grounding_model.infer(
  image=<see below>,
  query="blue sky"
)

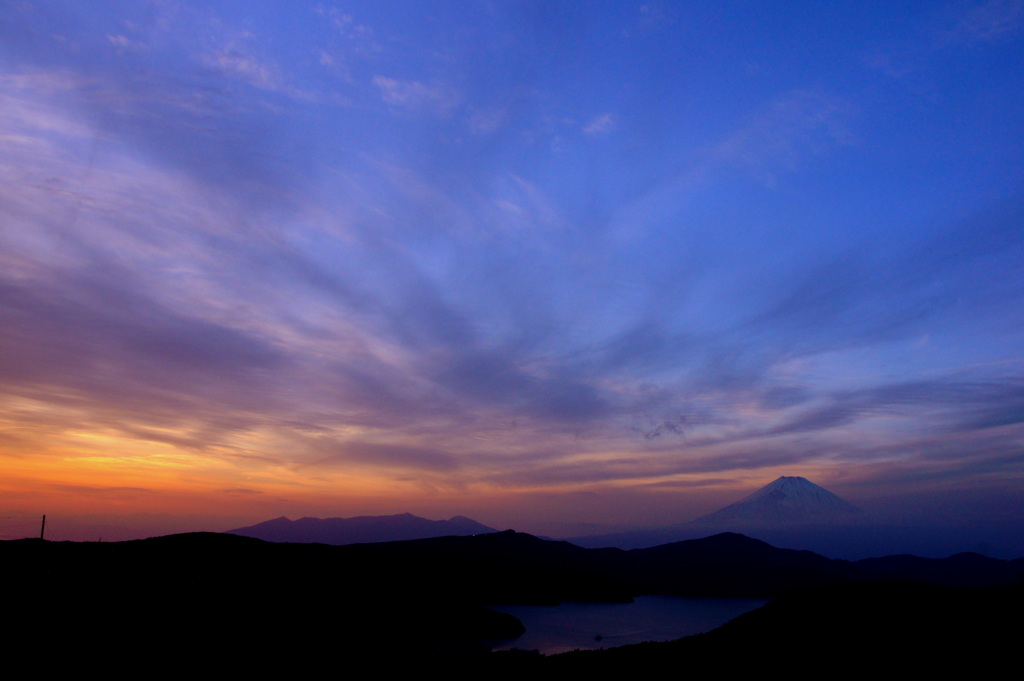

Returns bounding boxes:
[1,1,1022,537]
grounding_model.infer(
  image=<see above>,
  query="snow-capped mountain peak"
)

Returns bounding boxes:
[694,476,860,526]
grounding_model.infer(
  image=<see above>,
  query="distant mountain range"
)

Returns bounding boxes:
[227,477,854,549]
[226,479,1023,560]
[225,512,496,545]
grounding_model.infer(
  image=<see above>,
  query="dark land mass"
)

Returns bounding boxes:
[523,581,1024,674]
[569,520,1024,560]
[4,530,1022,673]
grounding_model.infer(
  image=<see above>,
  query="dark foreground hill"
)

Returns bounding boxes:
[4,530,1021,674]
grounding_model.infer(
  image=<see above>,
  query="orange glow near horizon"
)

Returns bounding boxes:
[1,415,847,532]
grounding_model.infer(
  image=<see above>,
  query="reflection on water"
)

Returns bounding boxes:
[490,595,767,656]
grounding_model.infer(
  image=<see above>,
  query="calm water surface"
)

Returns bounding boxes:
[490,596,767,655]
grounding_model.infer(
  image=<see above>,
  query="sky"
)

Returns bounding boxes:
[1,1,1023,541]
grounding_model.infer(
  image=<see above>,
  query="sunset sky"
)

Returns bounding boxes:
[2,1,1023,540]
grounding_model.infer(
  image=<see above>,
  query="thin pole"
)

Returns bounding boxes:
[40,514,45,540]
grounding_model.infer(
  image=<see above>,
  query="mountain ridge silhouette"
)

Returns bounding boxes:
[225,512,496,545]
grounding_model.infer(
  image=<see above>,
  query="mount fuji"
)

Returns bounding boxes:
[567,476,865,553]
[567,476,1023,559]
[693,476,861,526]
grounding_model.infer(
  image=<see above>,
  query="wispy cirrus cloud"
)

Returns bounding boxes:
[947,0,1024,44]
[373,75,460,116]
[708,91,852,181]
[867,0,1024,77]
[107,33,146,53]
[583,112,616,135]
[204,49,279,90]
[310,441,462,473]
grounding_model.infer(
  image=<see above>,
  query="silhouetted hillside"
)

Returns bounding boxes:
[4,530,1021,673]
[625,532,857,596]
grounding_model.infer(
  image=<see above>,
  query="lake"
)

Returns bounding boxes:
[489,595,767,655]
